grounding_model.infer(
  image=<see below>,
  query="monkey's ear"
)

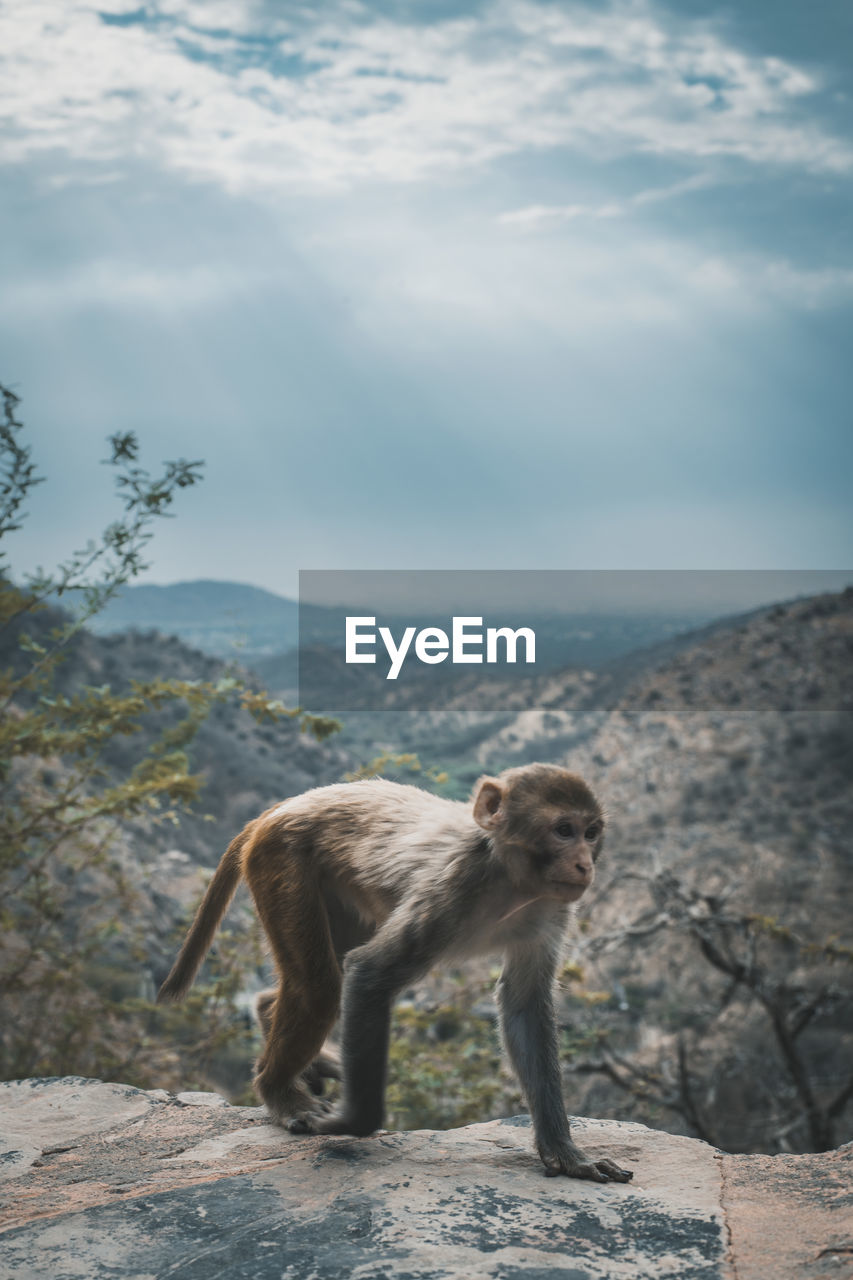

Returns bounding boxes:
[472,777,505,831]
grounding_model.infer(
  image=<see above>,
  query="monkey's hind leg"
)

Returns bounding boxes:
[254,988,341,1097]
[244,834,342,1124]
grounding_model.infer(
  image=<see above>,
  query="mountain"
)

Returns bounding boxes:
[87,579,299,661]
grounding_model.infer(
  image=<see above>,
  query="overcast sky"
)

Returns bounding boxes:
[2,0,851,598]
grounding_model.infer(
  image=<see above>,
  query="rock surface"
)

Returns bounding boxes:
[0,1079,850,1280]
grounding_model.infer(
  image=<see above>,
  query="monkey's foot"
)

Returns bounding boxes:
[253,1069,324,1124]
[541,1144,633,1183]
[287,1108,378,1138]
[262,1095,333,1126]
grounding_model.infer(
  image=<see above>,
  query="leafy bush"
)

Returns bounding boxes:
[0,382,335,1088]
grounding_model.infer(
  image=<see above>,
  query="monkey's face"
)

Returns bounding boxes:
[472,765,604,900]
[533,812,602,901]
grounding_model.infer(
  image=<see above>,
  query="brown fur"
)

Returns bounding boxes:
[158,762,632,1183]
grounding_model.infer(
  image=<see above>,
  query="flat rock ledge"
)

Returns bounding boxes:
[0,1080,850,1280]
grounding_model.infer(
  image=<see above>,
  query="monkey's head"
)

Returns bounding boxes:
[472,763,604,902]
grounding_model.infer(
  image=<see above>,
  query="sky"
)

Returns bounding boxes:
[1,0,851,599]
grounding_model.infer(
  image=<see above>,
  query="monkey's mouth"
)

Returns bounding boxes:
[549,879,590,899]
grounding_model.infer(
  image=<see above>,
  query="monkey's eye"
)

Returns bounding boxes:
[584,824,601,842]
[555,821,575,839]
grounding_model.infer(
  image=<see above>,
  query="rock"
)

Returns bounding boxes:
[0,1079,849,1279]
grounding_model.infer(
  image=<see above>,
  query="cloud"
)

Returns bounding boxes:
[688,257,853,310]
[1,0,850,195]
[498,173,716,227]
[3,258,265,316]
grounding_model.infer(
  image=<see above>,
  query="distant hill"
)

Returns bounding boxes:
[88,580,299,661]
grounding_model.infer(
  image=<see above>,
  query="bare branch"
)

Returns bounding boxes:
[791,987,829,1040]
[580,911,672,957]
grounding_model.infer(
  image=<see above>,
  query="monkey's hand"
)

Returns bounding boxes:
[539,1141,633,1183]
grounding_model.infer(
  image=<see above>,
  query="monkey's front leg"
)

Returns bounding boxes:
[288,946,396,1137]
[498,949,633,1183]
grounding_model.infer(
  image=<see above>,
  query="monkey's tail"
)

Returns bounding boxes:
[157,830,246,1003]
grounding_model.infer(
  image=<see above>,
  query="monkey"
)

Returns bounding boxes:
[158,762,632,1183]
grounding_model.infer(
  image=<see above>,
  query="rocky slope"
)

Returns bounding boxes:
[561,589,853,1154]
